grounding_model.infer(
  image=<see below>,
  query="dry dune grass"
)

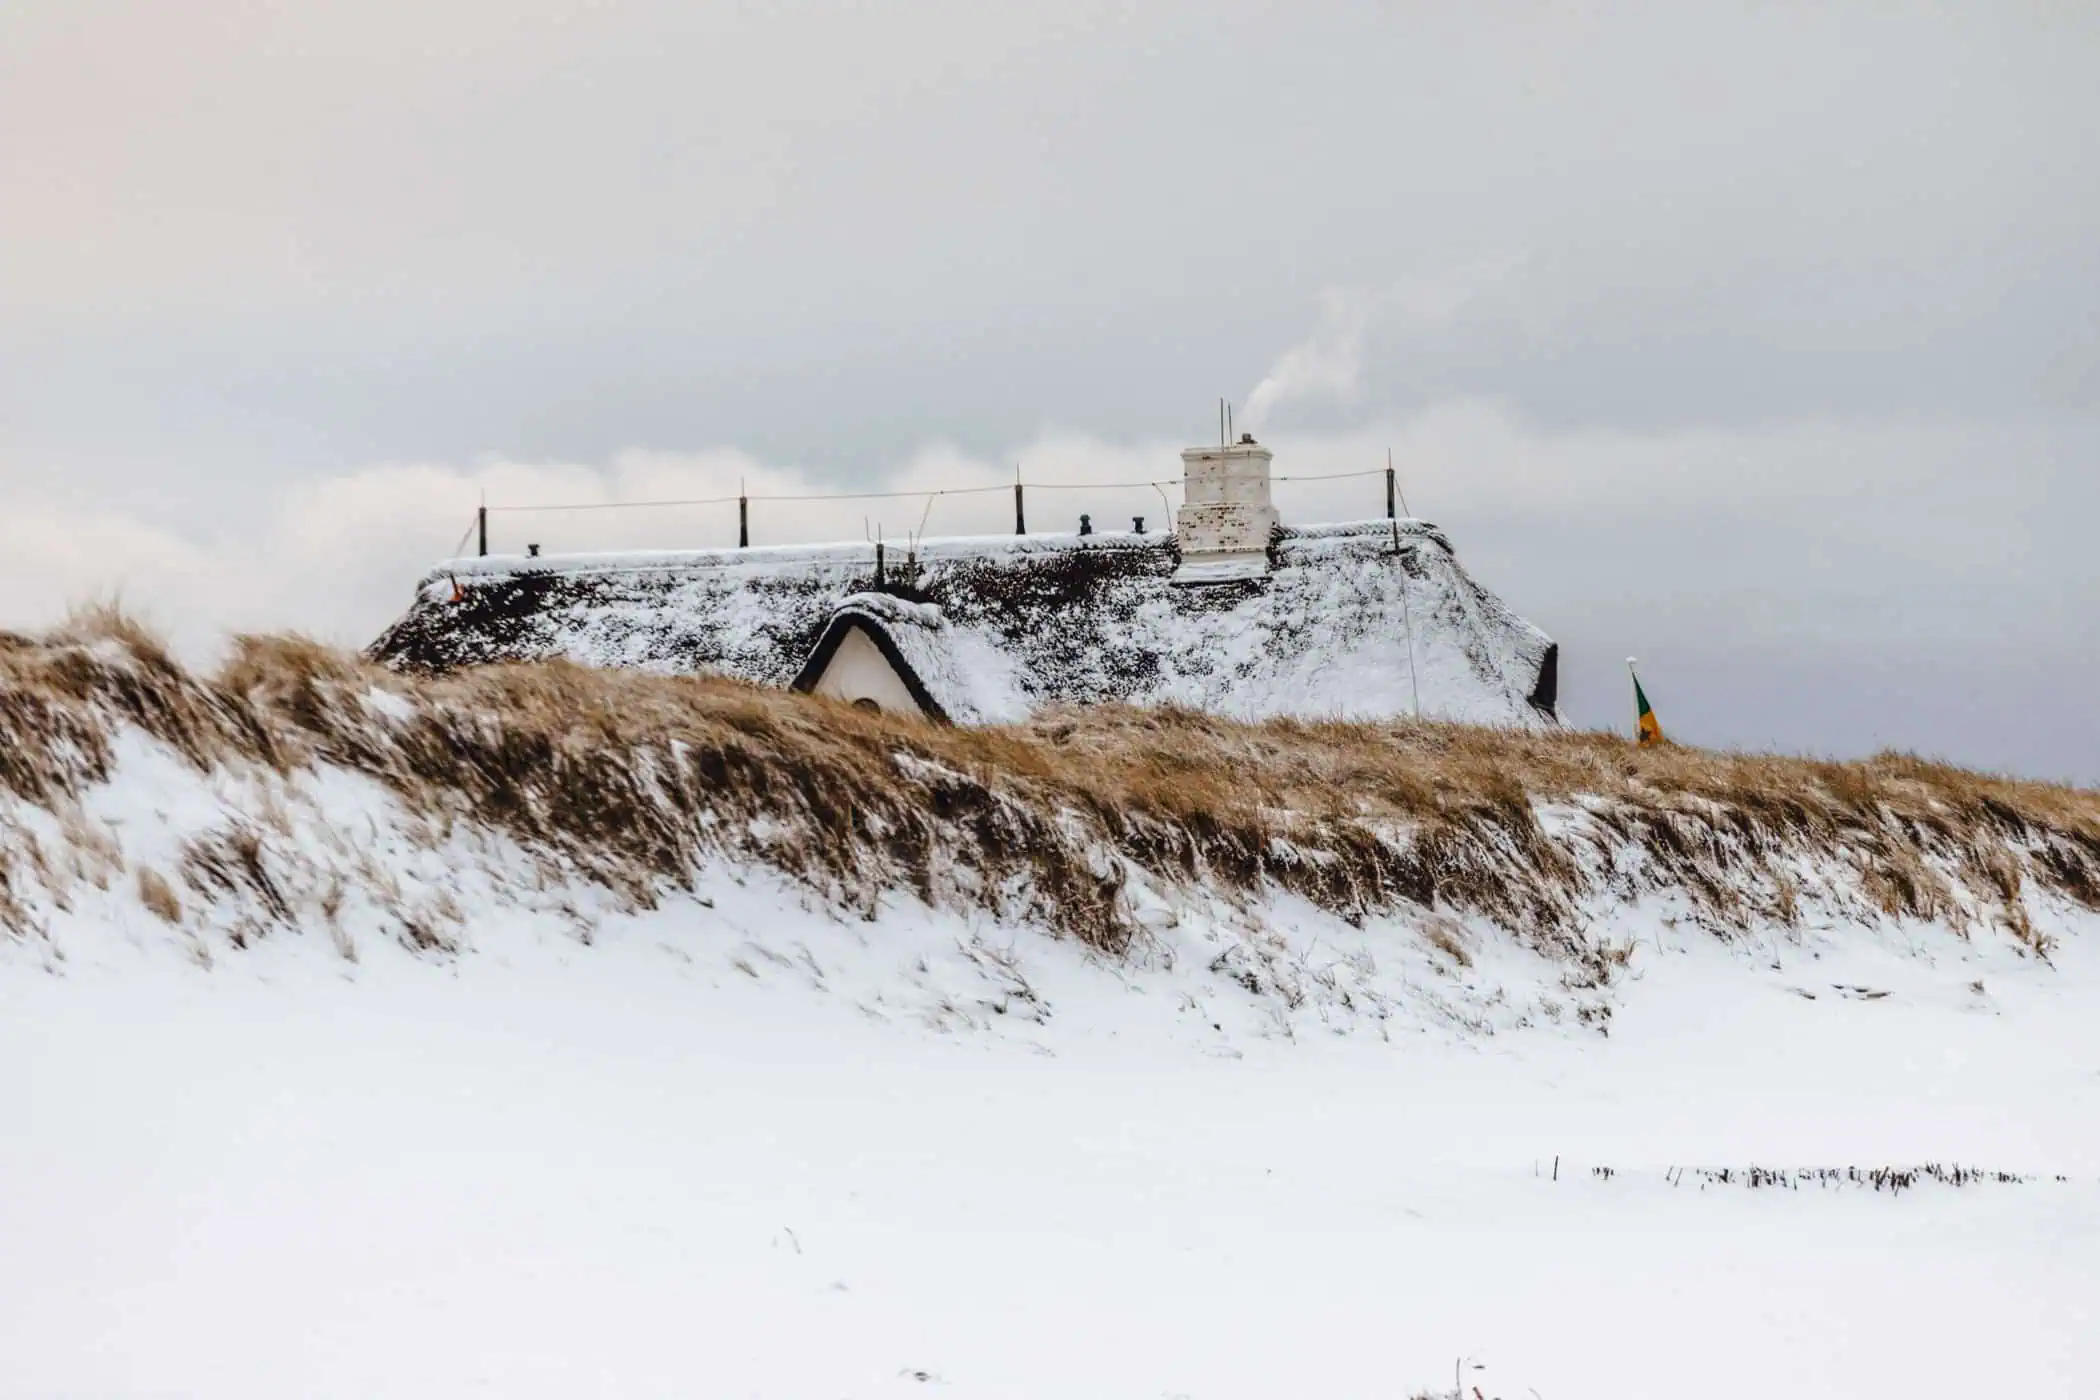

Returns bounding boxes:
[134,866,182,924]
[3,606,2097,959]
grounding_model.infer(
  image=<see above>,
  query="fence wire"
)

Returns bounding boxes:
[463,465,1400,556]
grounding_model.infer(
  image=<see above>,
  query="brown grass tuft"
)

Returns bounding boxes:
[136,866,182,924]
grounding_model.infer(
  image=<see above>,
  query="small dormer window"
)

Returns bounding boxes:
[852,697,881,713]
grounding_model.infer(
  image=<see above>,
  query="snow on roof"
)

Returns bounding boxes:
[791,593,1026,726]
[369,520,1560,727]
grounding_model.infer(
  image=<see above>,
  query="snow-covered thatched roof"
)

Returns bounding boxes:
[369,520,1560,727]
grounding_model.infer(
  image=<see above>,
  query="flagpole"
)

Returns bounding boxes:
[1627,657,1639,743]
[1628,656,1665,747]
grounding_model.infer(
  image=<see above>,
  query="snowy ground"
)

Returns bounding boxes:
[5,869,2097,1400]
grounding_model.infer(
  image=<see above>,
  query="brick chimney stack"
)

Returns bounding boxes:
[1172,434,1278,584]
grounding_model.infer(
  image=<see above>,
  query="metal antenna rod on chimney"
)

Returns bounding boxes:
[1227,403,1233,443]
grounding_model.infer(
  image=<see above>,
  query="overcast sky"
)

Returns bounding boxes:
[3,1,2095,781]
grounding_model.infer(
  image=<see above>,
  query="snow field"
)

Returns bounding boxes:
[5,856,2097,1399]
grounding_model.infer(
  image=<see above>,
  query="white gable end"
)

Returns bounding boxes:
[807,624,928,717]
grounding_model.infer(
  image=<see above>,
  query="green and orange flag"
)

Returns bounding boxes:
[1629,659,1664,746]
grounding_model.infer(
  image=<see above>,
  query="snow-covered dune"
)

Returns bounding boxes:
[4,613,2099,1399]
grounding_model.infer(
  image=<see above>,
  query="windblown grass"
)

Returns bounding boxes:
[2,607,2095,961]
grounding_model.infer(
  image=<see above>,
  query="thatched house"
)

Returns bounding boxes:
[370,439,1559,727]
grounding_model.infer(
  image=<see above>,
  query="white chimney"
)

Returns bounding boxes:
[1172,436,1278,584]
